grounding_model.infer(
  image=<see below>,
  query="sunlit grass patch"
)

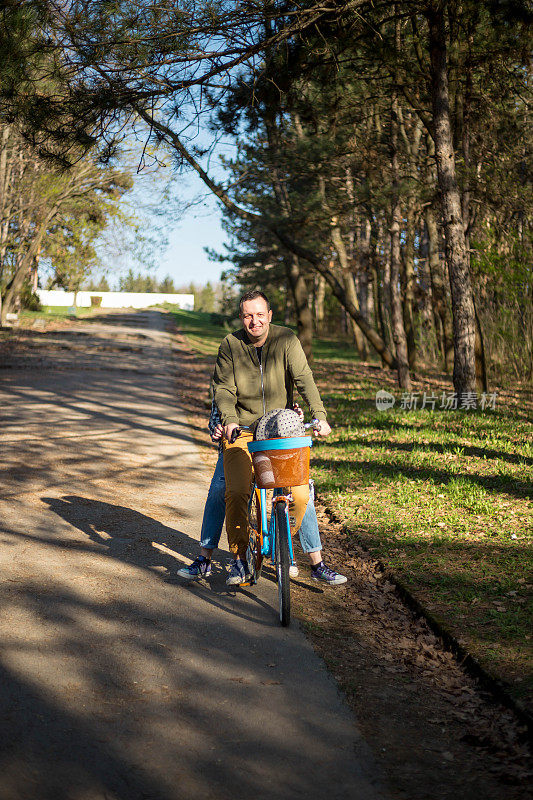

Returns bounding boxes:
[19,306,105,322]
[22,306,70,319]
[312,353,532,705]
[443,476,494,515]
[169,308,226,356]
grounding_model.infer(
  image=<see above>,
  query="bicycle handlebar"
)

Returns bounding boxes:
[227,418,321,444]
[228,425,250,444]
[304,419,321,431]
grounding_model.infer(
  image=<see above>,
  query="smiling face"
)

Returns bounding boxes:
[240,297,272,346]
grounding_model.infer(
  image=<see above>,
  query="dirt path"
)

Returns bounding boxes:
[0,310,388,800]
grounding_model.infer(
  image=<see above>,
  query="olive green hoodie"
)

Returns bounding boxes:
[212,324,327,427]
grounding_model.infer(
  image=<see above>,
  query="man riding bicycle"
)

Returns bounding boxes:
[177,397,347,584]
[212,289,345,586]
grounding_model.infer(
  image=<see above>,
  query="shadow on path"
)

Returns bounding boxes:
[42,495,282,626]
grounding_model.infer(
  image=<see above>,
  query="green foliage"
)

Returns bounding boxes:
[3,0,530,378]
[196,281,215,312]
[0,3,49,122]
[472,227,533,381]
[158,274,176,293]
[41,164,133,293]
[85,275,110,291]
[19,281,42,311]
[0,119,135,321]
[116,270,186,293]
[204,3,532,378]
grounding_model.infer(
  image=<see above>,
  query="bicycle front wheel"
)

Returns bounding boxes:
[275,501,291,626]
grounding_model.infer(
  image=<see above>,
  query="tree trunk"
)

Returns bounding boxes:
[314,274,326,335]
[391,94,412,390]
[379,220,394,349]
[29,241,42,293]
[345,271,367,355]
[286,255,314,361]
[332,232,367,359]
[372,265,388,367]
[402,199,418,369]
[357,217,373,336]
[284,281,292,325]
[428,7,476,399]
[391,226,411,388]
[461,64,487,393]
[2,251,33,324]
[318,176,367,358]
[397,108,423,370]
[1,211,33,324]
[417,221,433,326]
[474,300,488,393]
[0,124,13,326]
[425,204,454,372]
[307,256,397,368]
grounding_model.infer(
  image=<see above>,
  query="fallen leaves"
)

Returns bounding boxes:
[291,503,533,797]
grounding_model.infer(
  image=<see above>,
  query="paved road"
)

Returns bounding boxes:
[0,310,389,800]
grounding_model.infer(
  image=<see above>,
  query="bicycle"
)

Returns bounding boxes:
[229,419,319,626]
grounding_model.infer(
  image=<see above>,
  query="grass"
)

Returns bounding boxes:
[311,358,533,705]
[312,336,370,362]
[169,308,231,357]
[1,307,84,341]
[19,306,105,322]
[171,309,533,708]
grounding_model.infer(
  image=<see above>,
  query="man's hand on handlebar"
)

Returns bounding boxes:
[313,420,332,438]
[295,404,330,437]
[224,423,240,443]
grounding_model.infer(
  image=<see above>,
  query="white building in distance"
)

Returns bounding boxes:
[37,290,194,310]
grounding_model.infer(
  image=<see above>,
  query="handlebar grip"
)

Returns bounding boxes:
[304,419,321,430]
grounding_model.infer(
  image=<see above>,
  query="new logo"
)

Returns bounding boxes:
[375,390,395,411]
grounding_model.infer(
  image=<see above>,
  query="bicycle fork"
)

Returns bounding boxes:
[266,491,294,563]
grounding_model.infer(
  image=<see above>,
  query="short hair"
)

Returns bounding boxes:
[239,290,270,315]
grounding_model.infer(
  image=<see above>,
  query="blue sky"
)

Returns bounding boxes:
[156,173,230,286]
[91,127,238,289]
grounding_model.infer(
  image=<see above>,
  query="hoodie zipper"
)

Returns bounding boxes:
[258,347,266,416]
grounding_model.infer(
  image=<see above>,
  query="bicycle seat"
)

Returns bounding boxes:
[254,408,305,440]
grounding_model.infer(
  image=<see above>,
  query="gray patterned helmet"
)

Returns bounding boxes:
[254,408,305,440]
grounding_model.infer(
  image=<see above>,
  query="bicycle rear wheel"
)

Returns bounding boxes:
[274,501,291,626]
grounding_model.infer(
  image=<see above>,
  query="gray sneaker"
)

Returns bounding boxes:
[226,558,249,586]
[311,563,347,586]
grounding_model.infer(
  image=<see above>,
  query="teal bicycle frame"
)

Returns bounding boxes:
[245,434,316,624]
[257,487,294,563]
[247,435,313,565]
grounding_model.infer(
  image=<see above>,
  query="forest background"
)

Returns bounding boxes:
[0,0,530,392]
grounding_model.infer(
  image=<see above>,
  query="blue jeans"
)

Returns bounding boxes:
[200,452,322,554]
